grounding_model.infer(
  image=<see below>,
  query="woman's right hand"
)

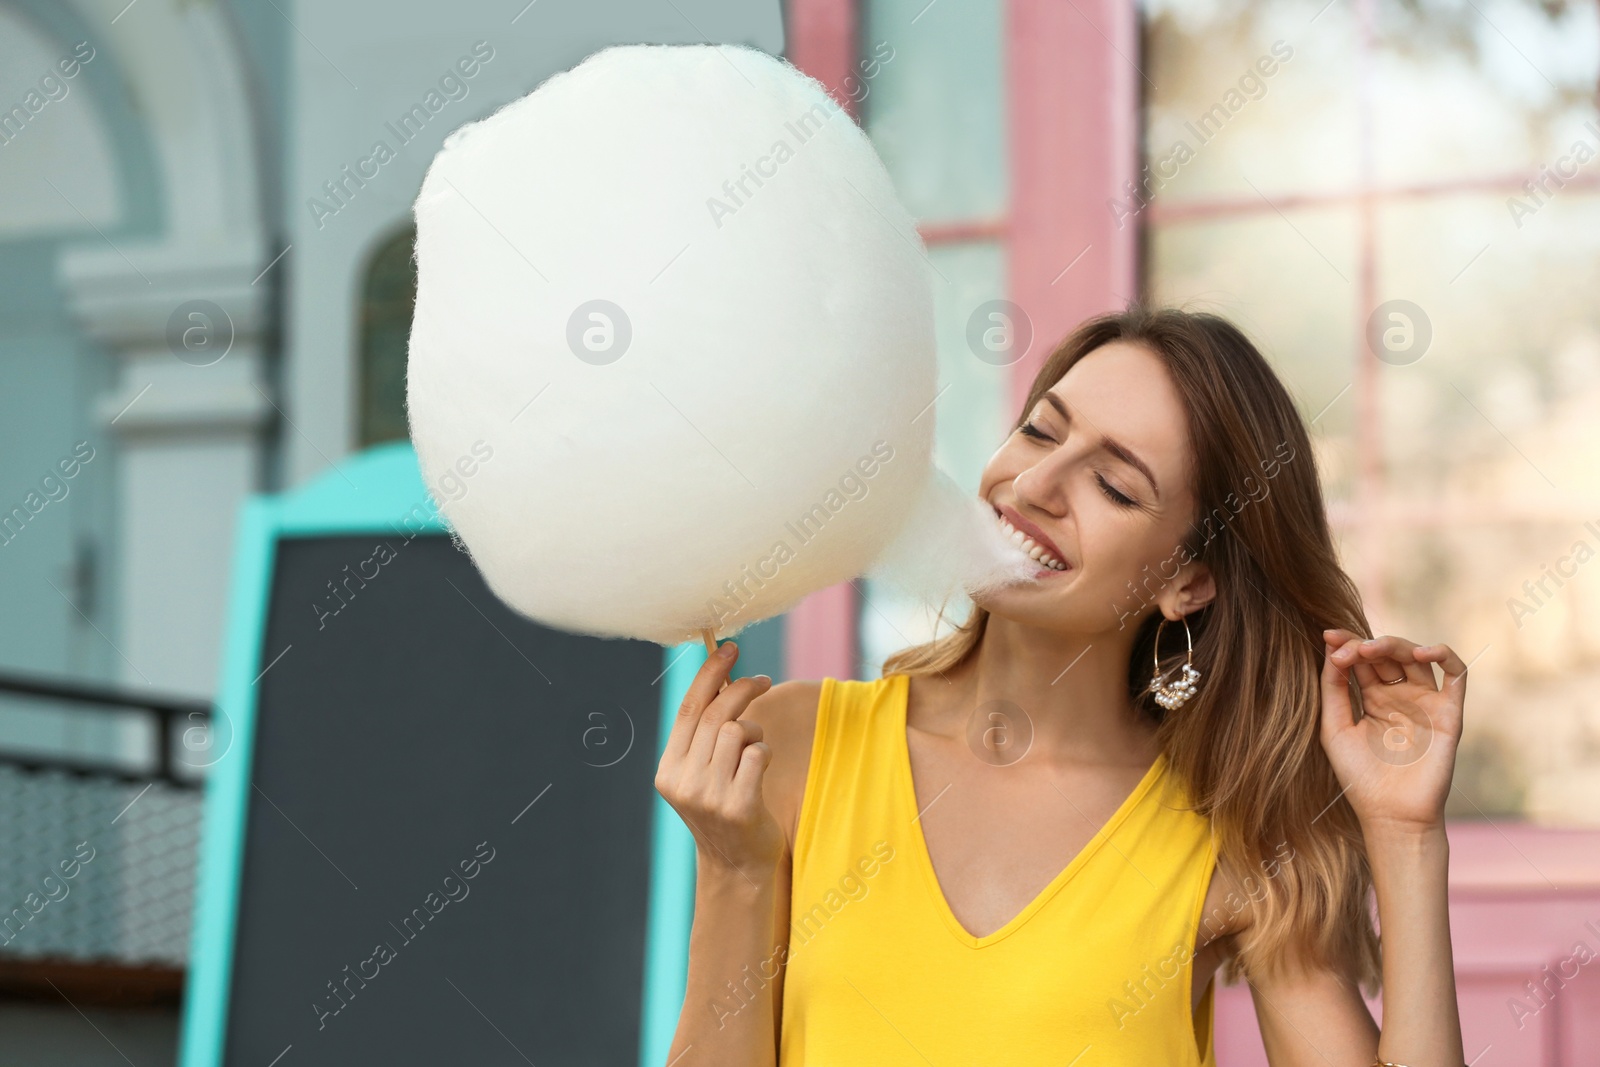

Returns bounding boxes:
[654,641,785,883]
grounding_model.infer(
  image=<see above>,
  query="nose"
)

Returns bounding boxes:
[1012,451,1068,519]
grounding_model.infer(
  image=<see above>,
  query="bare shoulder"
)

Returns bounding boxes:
[741,679,826,852]
[1199,843,1259,943]
[1199,834,1300,940]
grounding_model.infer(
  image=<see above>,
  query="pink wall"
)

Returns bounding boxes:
[1213,822,1600,1066]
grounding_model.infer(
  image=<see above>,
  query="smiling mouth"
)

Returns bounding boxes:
[994,508,1069,572]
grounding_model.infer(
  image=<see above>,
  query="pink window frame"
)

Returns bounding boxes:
[780,0,1139,681]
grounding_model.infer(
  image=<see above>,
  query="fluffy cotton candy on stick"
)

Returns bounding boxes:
[407,42,1036,647]
[865,465,1043,614]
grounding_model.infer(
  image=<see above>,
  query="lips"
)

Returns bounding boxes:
[994,503,1069,572]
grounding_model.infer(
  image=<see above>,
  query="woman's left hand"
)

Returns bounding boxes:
[1318,629,1469,836]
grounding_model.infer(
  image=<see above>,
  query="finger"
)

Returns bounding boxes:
[1356,635,1434,686]
[1350,657,1386,690]
[1414,642,1470,700]
[709,718,764,783]
[663,642,739,763]
[686,674,772,768]
[732,740,773,809]
[1329,637,1384,689]
[1332,636,1399,689]
[1319,639,1357,744]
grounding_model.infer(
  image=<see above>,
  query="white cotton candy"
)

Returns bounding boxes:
[865,466,1042,613]
[407,42,1037,647]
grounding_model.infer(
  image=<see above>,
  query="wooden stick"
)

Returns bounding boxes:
[700,627,728,692]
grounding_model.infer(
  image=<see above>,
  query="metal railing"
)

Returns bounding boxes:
[0,671,212,1004]
[0,670,212,788]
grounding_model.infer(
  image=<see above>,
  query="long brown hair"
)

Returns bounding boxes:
[883,305,1381,994]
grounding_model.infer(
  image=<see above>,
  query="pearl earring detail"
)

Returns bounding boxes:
[1149,614,1201,711]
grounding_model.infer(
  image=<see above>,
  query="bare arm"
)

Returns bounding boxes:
[1263,629,1465,1067]
[654,646,819,1067]
[1198,852,1380,1063]
[1366,822,1460,1063]
[1241,824,1458,1067]
[676,854,786,1065]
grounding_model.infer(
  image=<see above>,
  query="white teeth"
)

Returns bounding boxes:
[996,512,1068,571]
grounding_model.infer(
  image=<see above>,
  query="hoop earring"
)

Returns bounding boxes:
[1149,614,1201,711]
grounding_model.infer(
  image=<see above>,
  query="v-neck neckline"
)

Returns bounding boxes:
[891,673,1168,950]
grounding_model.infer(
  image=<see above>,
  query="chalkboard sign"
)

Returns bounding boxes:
[179,444,709,1067]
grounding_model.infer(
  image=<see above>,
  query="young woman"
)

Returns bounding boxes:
[654,306,1469,1067]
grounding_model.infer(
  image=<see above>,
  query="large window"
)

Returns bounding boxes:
[1142,0,1600,822]
[356,226,418,448]
[856,0,1013,677]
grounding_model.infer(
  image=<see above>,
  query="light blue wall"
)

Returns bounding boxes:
[860,0,1008,220]
[0,1,162,760]
[0,0,286,760]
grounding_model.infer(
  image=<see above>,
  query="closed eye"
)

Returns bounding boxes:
[1018,421,1140,509]
[1096,474,1136,508]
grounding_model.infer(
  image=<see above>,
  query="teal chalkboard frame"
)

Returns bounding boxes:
[176,442,699,1067]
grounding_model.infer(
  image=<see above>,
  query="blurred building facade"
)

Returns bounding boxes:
[853,0,1600,832]
[0,0,796,752]
[11,0,1594,824]
[2,0,1599,1062]
[0,2,793,1059]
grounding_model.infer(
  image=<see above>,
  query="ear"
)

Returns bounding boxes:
[1156,561,1216,621]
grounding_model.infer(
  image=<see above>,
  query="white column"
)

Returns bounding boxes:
[57,240,271,698]
[51,0,272,700]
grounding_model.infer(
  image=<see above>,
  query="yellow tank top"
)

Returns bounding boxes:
[779,674,1219,1066]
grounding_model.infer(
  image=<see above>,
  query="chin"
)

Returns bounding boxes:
[972,569,1077,617]
[973,561,1138,639]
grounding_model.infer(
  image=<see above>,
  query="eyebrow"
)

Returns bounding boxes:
[1040,392,1160,499]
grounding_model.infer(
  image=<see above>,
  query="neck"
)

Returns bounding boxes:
[933,609,1161,766]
